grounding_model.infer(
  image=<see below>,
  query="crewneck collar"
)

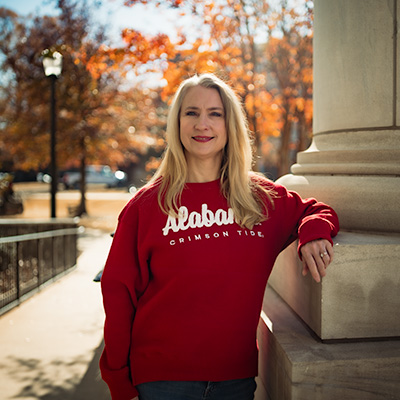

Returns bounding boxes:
[184,179,220,190]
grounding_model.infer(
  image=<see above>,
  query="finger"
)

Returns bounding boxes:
[316,252,328,278]
[319,249,330,266]
[302,260,309,276]
[320,241,333,267]
[325,242,334,263]
[303,252,321,283]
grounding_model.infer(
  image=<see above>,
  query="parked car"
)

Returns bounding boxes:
[62,165,127,189]
[0,173,23,215]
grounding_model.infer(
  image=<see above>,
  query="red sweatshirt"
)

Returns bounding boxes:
[100,176,339,399]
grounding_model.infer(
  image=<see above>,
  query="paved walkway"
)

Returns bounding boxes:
[0,228,113,400]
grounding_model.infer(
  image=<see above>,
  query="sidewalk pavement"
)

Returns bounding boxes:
[0,228,114,400]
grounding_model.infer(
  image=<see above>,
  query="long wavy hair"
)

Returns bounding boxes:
[148,73,275,229]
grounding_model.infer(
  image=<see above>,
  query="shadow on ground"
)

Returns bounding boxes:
[71,339,110,400]
[1,339,110,400]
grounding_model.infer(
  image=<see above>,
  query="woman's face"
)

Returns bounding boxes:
[179,85,227,164]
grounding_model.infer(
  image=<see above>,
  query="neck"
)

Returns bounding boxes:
[186,156,222,183]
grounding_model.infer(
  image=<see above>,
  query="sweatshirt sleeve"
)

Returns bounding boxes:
[274,184,340,256]
[100,196,149,400]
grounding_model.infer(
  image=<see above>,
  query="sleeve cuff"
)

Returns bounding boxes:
[100,354,138,399]
[297,218,335,258]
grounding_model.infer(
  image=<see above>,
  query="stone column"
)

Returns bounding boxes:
[256,1,400,399]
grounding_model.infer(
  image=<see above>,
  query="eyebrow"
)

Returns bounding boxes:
[184,106,224,112]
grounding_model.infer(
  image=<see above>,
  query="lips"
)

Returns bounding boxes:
[192,136,214,142]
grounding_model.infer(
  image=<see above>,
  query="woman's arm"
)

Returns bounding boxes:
[271,183,339,283]
[100,197,149,400]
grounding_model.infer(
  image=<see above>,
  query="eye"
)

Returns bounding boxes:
[185,110,198,116]
[210,111,223,117]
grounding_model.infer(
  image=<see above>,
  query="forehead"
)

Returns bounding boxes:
[182,85,223,108]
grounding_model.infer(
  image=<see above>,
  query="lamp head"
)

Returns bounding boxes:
[42,49,63,77]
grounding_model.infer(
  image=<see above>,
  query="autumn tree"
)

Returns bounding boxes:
[265,0,313,176]
[0,3,102,215]
[0,0,312,195]
[104,0,313,177]
[100,85,167,185]
[0,0,159,215]
[0,7,51,172]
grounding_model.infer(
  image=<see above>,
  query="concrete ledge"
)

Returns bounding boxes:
[268,231,400,340]
[256,286,400,400]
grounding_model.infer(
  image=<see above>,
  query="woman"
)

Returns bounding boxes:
[100,73,339,400]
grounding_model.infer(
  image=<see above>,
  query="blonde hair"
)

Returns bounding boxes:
[149,73,274,229]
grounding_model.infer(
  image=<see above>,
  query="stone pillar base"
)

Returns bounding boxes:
[268,231,400,340]
[255,286,400,400]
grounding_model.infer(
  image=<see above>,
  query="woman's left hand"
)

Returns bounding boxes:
[300,239,334,283]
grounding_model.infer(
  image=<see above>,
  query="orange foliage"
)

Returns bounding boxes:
[86,0,314,176]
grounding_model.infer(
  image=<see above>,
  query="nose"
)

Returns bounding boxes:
[194,113,209,130]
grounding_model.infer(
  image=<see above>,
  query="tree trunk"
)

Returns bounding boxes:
[296,111,311,153]
[278,106,292,178]
[77,137,87,216]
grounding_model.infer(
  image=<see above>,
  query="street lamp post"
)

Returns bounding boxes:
[42,50,62,218]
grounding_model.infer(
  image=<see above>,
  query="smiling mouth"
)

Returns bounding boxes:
[192,136,214,142]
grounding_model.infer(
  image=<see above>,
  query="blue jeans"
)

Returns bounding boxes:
[137,378,256,400]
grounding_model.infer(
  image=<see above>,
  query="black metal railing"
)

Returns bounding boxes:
[0,220,81,315]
